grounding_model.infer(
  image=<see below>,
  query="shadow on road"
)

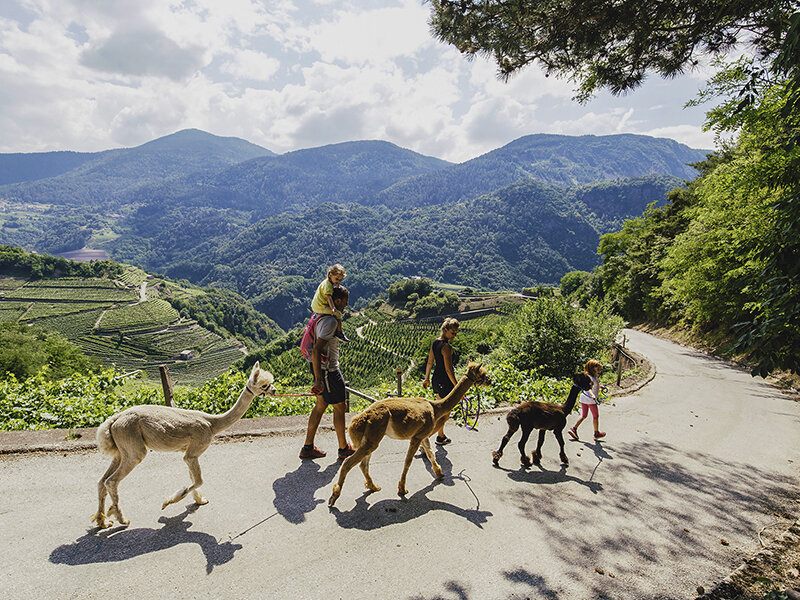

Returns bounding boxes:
[272,458,341,524]
[501,439,798,599]
[501,463,604,494]
[329,476,492,530]
[410,568,560,600]
[49,505,238,574]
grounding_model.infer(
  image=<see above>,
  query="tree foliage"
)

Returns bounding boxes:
[0,244,123,279]
[429,0,794,100]
[498,297,623,377]
[0,323,101,381]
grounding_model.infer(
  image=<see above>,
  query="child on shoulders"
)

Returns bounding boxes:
[311,264,349,342]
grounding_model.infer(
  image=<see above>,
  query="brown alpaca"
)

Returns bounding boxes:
[491,372,591,468]
[328,363,490,506]
[91,362,275,528]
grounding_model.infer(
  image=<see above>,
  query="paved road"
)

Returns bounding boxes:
[1,330,798,599]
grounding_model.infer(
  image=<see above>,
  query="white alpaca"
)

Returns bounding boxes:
[92,362,275,528]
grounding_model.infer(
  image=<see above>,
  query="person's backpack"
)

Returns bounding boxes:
[300,314,327,362]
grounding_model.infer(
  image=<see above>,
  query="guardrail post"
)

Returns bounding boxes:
[396,366,403,397]
[159,365,174,407]
[344,380,350,412]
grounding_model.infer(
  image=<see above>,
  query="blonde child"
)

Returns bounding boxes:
[568,359,606,440]
[311,264,349,342]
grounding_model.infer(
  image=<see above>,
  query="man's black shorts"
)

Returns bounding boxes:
[312,367,346,405]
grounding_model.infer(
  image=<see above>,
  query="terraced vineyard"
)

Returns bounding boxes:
[2,279,137,303]
[0,275,246,383]
[360,321,438,357]
[96,299,179,333]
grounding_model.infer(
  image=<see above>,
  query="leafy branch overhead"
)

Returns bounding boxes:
[429,0,795,100]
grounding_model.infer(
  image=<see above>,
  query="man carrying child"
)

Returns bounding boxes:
[300,285,355,460]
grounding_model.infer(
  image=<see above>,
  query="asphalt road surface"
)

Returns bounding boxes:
[1,329,798,599]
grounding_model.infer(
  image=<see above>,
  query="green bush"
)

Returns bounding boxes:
[0,323,101,381]
[498,297,622,377]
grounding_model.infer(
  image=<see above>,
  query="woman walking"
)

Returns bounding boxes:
[423,318,460,445]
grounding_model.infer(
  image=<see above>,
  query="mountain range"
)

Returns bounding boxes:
[0,129,709,328]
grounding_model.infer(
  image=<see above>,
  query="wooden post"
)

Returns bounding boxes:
[396,366,403,397]
[159,365,174,407]
[616,358,623,386]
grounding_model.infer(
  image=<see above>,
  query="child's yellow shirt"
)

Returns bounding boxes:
[311,278,335,315]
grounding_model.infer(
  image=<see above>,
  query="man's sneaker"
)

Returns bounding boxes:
[568,427,579,441]
[435,435,452,446]
[593,431,606,440]
[335,330,350,343]
[338,444,355,459]
[299,445,326,459]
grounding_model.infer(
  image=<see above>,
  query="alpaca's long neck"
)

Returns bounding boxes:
[562,384,581,414]
[207,384,256,434]
[430,376,473,419]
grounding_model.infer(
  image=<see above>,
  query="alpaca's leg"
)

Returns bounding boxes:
[419,437,443,478]
[162,453,207,509]
[92,455,120,528]
[359,451,381,491]
[105,450,145,526]
[532,429,547,465]
[492,421,519,465]
[398,439,424,496]
[555,428,569,465]
[329,443,374,506]
[518,425,533,466]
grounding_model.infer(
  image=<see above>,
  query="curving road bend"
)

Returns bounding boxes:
[0,329,798,599]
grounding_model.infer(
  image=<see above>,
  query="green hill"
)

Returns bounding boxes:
[371,133,706,209]
[161,175,681,328]
[0,247,282,383]
[0,129,273,207]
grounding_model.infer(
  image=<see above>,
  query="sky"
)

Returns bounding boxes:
[0,0,718,163]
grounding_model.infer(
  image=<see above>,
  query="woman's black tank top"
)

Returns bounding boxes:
[432,338,457,386]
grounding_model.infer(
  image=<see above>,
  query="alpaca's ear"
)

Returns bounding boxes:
[251,361,261,375]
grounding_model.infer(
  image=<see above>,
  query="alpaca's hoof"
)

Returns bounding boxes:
[531,453,541,466]
[491,450,501,466]
[520,455,531,467]
[560,455,569,466]
[108,505,129,525]
[328,484,341,506]
[193,493,209,505]
[364,481,381,492]
[433,467,444,479]
[398,485,408,496]
[91,512,112,529]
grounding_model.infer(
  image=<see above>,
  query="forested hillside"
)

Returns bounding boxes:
[159,175,681,328]
[0,130,701,328]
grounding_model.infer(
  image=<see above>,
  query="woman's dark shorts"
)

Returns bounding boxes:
[432,377,455,398]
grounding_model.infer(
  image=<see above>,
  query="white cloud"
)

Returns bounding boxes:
[219,49,280,83]
[0,0,717,160]
[641,124,716,150]
[80,26,206,80]
[306,0,433,65]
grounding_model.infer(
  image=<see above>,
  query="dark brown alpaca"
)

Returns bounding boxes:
[492,372,591,468]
